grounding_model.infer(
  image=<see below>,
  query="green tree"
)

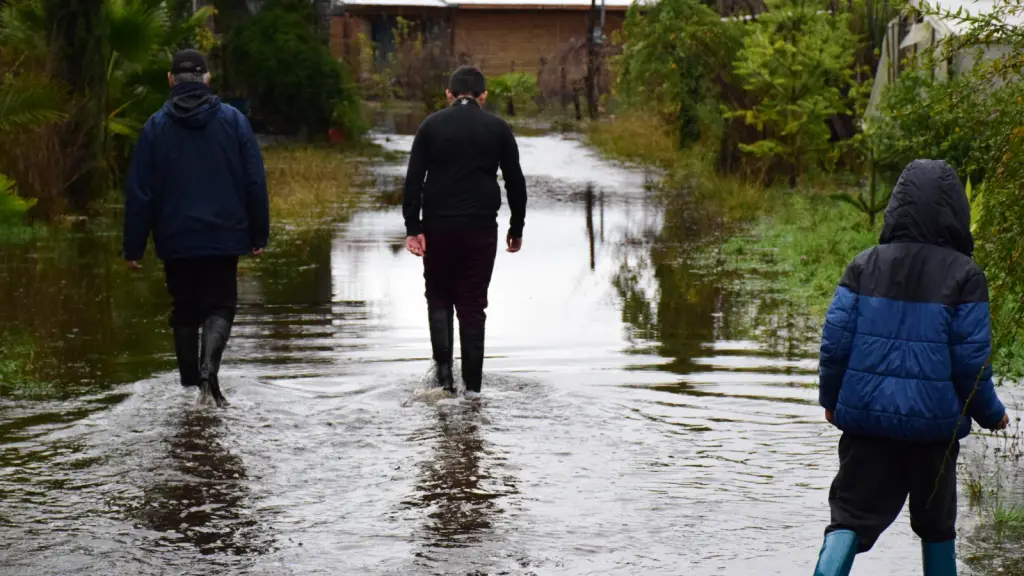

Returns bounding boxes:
[614,0,742,146]
[44,0,109,211]
[228,0,364,137]
[730,0,864,186]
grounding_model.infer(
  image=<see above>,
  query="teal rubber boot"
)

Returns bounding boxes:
[922,540,957,576]
[813,530,858,576]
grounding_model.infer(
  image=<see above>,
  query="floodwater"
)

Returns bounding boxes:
[0,130,1008,575]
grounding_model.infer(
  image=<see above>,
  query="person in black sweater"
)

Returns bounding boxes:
[403,66,527,393]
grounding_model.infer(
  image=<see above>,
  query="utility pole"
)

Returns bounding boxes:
[316,0,333,43]
[584,0,599,120]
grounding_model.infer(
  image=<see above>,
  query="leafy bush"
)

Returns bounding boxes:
[870,68,1022,184]
[0,173,40,243]
[730,0,866,186]
[331,62,368,141]
[0,173,35,224]
[487,72,538,116]
[228,0,363,137]
[613,0,742,145]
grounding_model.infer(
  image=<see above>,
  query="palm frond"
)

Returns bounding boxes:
[0,74,68,133]
[162,5,216,49]
[106,108,142,139]
[107,0,172,65]
[0,0,49,64]
[830,191,868,213]
[0,173,15,197]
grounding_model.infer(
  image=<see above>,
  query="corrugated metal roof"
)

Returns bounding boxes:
[334,0,637,8]
[335,0,449,7]
[911,0,1024,35]
[454,0,634,7]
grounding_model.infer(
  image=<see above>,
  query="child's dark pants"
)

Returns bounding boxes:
[827,433,959,552]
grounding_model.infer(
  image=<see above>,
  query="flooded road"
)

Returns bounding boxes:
[0,132,994,575]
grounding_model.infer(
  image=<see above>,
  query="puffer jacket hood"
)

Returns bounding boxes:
[164,82,220,129]
[879,159,974,256]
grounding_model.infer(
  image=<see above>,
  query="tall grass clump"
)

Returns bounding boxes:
[262,147,365,224]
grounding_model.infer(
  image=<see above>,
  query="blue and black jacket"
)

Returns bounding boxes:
[819,160,1006,442]
[123,83,270,262]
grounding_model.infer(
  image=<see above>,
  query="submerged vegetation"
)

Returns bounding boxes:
[262,146,367,224]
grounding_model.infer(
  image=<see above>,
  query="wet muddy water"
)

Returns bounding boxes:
[0,131,1005,575]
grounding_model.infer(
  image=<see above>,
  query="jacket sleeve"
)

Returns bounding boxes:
[123,122,156,261]
[500,123,527,238]
[238,111,270,250]
[951,269,1006,429]
[403,121,429,237]
[819,262,861,411]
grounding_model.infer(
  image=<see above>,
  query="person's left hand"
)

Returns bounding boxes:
[406,235,427,257]
[126,260,141,271]
[825,409,835,425]
[251,247,265,257]
[506,233,523,253]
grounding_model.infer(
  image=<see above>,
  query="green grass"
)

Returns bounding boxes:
[722,194,881,316]
[262,146,368,224]
[0,330,56,398]
[993,502,1024,539]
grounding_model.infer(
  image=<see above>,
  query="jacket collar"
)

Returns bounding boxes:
[451,96,480,109]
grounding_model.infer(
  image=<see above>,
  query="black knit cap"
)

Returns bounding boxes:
[170,49,208,74]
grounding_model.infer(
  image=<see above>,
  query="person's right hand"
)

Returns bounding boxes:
[990,412,1011,431]
[126,260,141,271]
[406,234,426,257]
[825,409,835,425]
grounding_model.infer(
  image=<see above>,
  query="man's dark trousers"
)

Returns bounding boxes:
[827,433,959,552]
[164,256,239,387]
[424,227,497,391]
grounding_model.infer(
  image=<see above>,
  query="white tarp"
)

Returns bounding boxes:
[865,0,1022,117]
[334,0,638,7]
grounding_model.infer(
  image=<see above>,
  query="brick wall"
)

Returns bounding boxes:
[452,9,625,76]
[330,14,371,61]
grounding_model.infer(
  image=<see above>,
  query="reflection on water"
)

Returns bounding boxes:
[129,410,264,556]
[0,133,1004,574]
[404,399,522,575]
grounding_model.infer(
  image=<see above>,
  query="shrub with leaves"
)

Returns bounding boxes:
[487,72,538,116]
[613,0,743,145]
[870,66,1018,184]
[730,0,866,186]
[228,0,362,136]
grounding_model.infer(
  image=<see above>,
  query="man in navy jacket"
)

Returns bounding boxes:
[123,49,269,407]
[813,160,1008,576]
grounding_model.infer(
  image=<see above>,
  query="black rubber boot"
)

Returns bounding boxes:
[428,307,455,392]
[200,315,233,408]
[173,327,201,388]
[460,324,485,394]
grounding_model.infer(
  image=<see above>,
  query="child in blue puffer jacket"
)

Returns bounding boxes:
[813,160,1009,576]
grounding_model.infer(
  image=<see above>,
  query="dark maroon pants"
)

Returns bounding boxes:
[423,227,498,329]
